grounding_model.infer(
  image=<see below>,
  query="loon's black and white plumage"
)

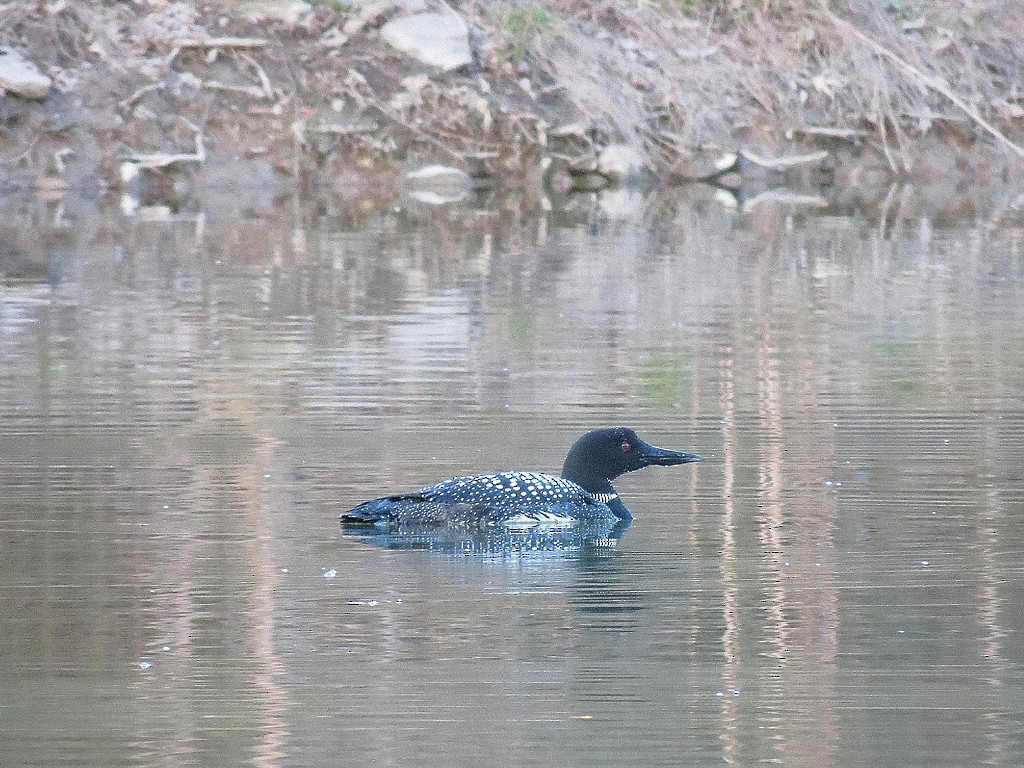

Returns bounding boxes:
[339,427,701,528]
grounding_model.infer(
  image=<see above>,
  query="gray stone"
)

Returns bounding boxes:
[380,11,472,71]
[597,143,646,181]
[599,188,646,219]
[406,164,471,204]
[233,1,311,24]
[0,48,52,99]
[344,0,427,35]
[672,151,739,182]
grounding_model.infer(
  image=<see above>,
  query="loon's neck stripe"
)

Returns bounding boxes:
[592,492,619,504]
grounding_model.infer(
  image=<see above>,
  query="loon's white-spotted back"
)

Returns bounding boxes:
[339,427,701,528]
[424,471,591,504]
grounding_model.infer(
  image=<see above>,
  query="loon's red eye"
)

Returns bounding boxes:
[620,441,632,452]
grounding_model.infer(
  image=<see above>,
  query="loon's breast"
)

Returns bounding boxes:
[344,471,615,528]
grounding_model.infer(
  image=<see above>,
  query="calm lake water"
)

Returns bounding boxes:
[2,183,1024,767]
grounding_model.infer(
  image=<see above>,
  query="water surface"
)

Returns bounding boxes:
[2,186,1023,767]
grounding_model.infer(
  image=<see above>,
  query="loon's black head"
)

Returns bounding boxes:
[560,427,701,494]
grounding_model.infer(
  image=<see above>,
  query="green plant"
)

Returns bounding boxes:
[504,6,556,62]
[310,0,354,12]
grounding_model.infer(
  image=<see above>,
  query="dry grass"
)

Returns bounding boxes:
[1,0,1021,185]
[506,0,1024,169]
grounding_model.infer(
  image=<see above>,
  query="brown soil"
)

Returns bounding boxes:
[1,0,1022,209]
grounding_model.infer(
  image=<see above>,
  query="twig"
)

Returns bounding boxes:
[666,151,739,182]
[53,147,73,175]
[876,105,900,174]
[820,4,1024,161]
[902,109,969,124]
[878,182,899,240]
[740,77,776,117]
[742,189,829,211]
[235,51,275,100]
[740,149,829,169]
[2,134,42,166]
[119,81,164,111]
[413,122,497,150]
[370,105,466,165]
[204,81,265,99]
[309,121,380,135]
[646,128,687,154]
[674,45,720,61]
[122,133,205,169]
[174,37,268,50]
[787,126,868,142]
[165,37,269,67]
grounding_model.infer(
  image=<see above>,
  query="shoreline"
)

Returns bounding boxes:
[1,0,1022,209]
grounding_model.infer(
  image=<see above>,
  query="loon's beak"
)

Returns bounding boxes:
[638,442,702,466]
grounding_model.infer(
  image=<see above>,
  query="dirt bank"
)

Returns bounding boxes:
[1,0,1023,210]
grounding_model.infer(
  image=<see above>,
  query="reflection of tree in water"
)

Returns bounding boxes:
[345,217,585,318]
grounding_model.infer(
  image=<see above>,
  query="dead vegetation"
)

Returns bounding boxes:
[526,0,1024,174]
[0,0,1021,197]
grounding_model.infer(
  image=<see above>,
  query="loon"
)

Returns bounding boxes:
[339,427,701,528]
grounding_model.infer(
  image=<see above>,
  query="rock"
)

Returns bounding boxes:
[671,151,740,182]
[319,28,349,48]
[568,154,598,174]
[33,176,70,196]
[0,48,52,99]
[380,11,472,71]
[195,156,286,217]
[233,1,311,24]
[550,122,592,141]
[344,0,427,35]
[599,188,646,219]
[597,143,646,181]
[345,1,394,34]
[406,164,471,204]
[468,23,499,71]
[571,172,609,191]
[388,73,430,110]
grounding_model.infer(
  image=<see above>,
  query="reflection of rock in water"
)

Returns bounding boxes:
[0,224,71,285]
[342,518,630,561]
[0,252,52,284]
